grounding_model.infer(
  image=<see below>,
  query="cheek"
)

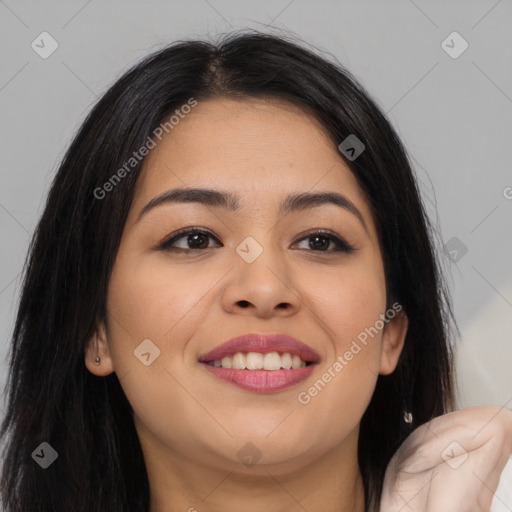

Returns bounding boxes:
[296,293,383,450]
[104,251,213,381]
[107,252,215,338]
[296,262,386,417]
[104,256,215,441]
[309,261,387,354]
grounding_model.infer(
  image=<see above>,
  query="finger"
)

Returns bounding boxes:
[423,462,497,512]
[394,407,512,475]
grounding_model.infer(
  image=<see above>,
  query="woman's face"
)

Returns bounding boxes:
[86,98,407,477]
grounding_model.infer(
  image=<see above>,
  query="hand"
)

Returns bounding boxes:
[380,406,512,512]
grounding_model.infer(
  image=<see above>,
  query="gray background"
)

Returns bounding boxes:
[1,0,511,425]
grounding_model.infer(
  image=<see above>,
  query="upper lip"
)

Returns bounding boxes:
[198,333,321,363]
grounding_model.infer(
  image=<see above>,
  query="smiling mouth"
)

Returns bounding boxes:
[201,351,314,370]
[199,351,317,393]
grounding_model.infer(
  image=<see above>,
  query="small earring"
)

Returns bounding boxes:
[403,411,413,424]
[94,356,100,365]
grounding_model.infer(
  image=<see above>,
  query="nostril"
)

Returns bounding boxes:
[238,300,250,308]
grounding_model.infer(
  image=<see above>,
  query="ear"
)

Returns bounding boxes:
[379,309,408,375]
[84,319,115,377]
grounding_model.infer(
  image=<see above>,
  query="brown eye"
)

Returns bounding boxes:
[309,234,330,251]
[158,228,221,252]
[183,233,210,249]
[295,230,355,253]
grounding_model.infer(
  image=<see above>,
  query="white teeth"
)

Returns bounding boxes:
[209,351,308,370]
[281,352,293,369]
[220,356,233,368]
[291,354,303,369]
[263,351,282,371]
[232,353,246,370]
[246,352,263,370]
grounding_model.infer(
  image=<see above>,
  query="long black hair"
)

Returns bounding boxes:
[0,30,455,511]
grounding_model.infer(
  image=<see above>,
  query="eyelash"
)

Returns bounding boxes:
[157,227,356,254]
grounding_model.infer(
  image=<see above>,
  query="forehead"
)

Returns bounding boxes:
[130,98,373,223]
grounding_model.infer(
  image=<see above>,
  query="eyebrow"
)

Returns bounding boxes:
[136,187,368,232]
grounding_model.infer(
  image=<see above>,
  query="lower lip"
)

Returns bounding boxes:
[200,363,316,393]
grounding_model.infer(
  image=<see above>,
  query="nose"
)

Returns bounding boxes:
[221,245,300,319]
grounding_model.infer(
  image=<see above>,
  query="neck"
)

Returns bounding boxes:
[141,424,366,512]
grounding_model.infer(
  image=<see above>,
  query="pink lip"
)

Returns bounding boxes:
[198,333,320,393]
[201,365,316,393]
[198,333,321,363]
